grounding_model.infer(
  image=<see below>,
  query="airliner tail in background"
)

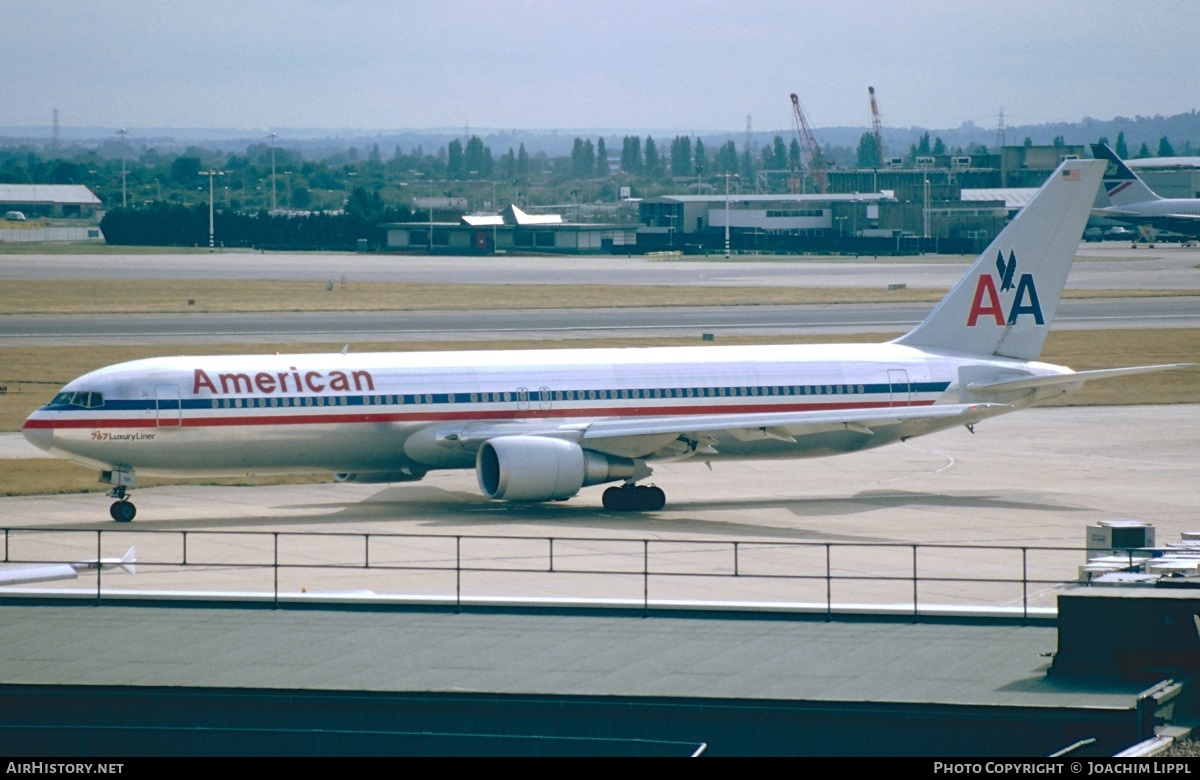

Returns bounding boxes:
[1091,142,1200,237]
[1092,142,1162,206]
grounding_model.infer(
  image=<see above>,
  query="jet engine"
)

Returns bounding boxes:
[476,436,643,502]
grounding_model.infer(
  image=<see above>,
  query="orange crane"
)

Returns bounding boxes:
[789,92,827,193]
[868,86,886,163]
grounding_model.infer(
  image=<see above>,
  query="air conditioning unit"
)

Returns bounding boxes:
[1086,519,1155,559]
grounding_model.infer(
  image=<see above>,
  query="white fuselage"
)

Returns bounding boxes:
[22,342,1055,479]
[1101,199,1200,218]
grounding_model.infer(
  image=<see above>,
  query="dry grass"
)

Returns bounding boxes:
[0,279,944,314]
[0,458,333,498]
[1,279,1196,315]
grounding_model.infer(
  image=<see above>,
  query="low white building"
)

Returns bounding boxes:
[0,184,103,218]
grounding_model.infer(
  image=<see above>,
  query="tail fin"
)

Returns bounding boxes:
[1091,142,1161,206]
[893,159,1104,361]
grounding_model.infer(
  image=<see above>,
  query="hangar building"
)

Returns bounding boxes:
[0,184,103,219]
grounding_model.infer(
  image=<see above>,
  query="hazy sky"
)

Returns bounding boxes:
[4,0,1196,134]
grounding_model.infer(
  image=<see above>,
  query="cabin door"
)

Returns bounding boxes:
[887,369,911,408]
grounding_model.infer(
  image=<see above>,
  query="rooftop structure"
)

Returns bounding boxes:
[0,184,102,218]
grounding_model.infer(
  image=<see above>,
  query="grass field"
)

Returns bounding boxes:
[1,279,1197,315]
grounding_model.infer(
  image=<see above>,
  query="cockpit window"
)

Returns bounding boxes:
[52,391,104,408]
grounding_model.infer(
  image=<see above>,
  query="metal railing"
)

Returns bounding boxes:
[0,527,1140,620]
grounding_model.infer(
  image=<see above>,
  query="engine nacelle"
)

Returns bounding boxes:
[334,468,427,484]
[476,436,641,502]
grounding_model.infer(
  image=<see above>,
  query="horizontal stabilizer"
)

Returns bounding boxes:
[967,364,1196,393]
[69,546,137,575]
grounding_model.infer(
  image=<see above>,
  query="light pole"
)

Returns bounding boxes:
[268,131,278,212]
[117,128,128,208]
[922,176,931,251]
[723,173,739,258]
[201,169,223,252]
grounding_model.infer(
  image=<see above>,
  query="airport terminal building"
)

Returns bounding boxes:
[380,143,1175,256]
[382,201,637,255]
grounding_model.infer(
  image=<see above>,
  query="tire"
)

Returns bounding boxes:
[602,486,630,511]
[110,501,136,523]
[644,486,666,511]
[602,485,666,512]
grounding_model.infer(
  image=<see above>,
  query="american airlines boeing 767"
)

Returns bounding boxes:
[22,159,1190,521]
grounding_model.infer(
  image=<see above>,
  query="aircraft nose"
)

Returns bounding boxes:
[22,417,54,452]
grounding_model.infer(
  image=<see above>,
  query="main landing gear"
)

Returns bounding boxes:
[602,483,666,512]
[107,486,137,523]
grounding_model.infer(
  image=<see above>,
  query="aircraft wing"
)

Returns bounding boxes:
[0,564,80,586]
[579,403,1009,440]
[444,403,1011,457]
[0,547,137,587]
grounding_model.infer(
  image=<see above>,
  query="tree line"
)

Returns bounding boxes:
[2,122,1196,250]
[98,188,412,250]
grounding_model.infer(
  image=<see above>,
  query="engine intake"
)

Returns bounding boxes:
[476,436,641,502]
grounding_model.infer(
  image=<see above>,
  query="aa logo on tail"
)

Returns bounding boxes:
[966,250,1044,326]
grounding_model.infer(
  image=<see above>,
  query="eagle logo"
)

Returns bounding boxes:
[995,250,1017,292]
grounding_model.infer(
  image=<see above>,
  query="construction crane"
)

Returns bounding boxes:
[789,92,827,193]
[868,86,886,163]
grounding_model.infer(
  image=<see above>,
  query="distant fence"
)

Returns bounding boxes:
[0,227,102,242]
[0,527,1140,620]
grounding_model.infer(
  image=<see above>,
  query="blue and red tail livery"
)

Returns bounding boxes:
[967,250,1043,327]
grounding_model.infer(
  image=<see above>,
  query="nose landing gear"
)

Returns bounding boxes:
[100,467,138,522]
[107,486,137,522]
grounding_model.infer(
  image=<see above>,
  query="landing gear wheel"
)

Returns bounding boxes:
[602,484,666,512]
[110,500,136,523]
[644,486,666,511]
